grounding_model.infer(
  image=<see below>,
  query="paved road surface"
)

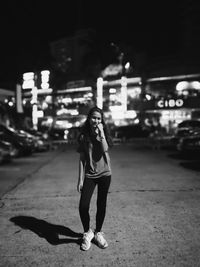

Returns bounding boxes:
[0,143,200,266]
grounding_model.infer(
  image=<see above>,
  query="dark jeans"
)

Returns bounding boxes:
[79,175,111,233]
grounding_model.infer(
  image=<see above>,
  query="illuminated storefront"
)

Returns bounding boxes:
[97,76,142,126]
[55,80,94,116]
[144,74,200,133]
[143,96,200,133]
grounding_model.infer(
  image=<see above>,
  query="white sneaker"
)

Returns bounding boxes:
[81,229,94,251]
[94,232,108,249]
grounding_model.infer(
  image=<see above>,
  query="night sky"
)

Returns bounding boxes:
[0,0,185,86]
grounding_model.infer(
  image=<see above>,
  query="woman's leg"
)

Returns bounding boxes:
[79,178,96,232]
[95,176,111,232]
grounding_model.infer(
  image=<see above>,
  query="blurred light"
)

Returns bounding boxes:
[57,87,92,93]
[57,108,69,116]
[176,81,188,91]
[176,80,200,91]
[128,87,141,98]
[124,110,137,119]
[64,130,69,140]
[22,80,35,89]
[41,70,50,89]
[112,111,124,119]
[84,92,93,98]
[55,120,72,129]
[125,62,130,70]
[42,102,48,109]
[147,73,200,82]
[41,82,49,89]
[37,110,44,118]
[22,72,35,89]
[45,95,52,103]
[37,88,52,95]
[23,72,34,79]
[182,90,189,96]
[8,101,14,106]
[47,118,53,124]
[71,110,79,115]
[109,88,116,94]
[75,121,80,127]
[31,87,37,104]
[109,106,125,119]
[121,76,127,112]
[41,70,50,76]
[66,57,72,62]
[191,81,200,89]
[74,97,85,102]
[101,64,123,77]
[32,104,38,127]
[109,94,117,101]
[97,77,103,109]
[41,117,53,127]
[104,77,141,87]
[145,94,151,100]
[62,97,72,103]
[114,121,120,126]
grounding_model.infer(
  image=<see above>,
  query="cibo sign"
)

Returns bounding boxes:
[156,99,184,108]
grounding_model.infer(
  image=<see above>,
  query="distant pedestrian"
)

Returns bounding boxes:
[76,106,113,251]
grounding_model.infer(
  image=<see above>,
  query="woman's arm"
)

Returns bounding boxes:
[77,152,85,193]
[96,123,108,152]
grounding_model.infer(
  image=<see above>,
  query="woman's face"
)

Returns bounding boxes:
[89,111,102,129]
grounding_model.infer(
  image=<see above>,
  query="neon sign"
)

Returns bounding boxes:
[157,99,184,108]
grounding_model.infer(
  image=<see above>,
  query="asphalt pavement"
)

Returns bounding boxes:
[0,142,200,267]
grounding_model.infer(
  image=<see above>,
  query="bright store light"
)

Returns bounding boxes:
[47,118,53,124]
[37,110,44,118]
[176,81,188,91]
[62,97,72,103]
[176,80,200,91]
[8,101,14,106]
[191,81,200,89]
[109,88,116,94]
[124,110,137,119]
[97,77,103,109]
[22,72,35,89]
[70,110,79,115]
[57,108,69,116]
[145,94,151,100]
[125,62,130,70]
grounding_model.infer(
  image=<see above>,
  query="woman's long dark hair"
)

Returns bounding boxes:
[78,106,113,147]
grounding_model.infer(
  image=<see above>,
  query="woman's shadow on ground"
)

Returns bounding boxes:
[10,215,82,245]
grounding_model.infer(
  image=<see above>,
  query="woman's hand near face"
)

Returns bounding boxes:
[97,123,105,137]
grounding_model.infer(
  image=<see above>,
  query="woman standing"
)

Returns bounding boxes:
[77,106,113,251]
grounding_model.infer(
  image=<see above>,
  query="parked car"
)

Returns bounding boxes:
[177,131,200,156]
[48,115,86,141]
[48,128,69,141]
[0,140,18,158]
[53,115,86,129]
[176,119,200,137]
[0,140,13,163]
[177,119,200,129]
[17,129,50,152]
[171,119,200,149]
[0,124,34,156]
